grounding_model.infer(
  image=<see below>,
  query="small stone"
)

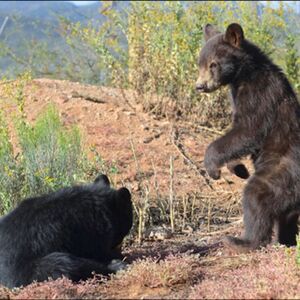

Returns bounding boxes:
[143,137,154,144]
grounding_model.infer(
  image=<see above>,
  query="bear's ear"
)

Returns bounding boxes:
[117,187,131,202]
[204,24,220,42]
[224,23,244,47]
[94,174,110,187]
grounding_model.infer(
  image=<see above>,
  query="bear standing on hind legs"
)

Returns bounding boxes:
[0,174,133,288]
[196,23,300,252]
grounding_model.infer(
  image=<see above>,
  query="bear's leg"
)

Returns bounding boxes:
[276,212,299,246]
[30,252,126,283]
[224,176,274,252]
[108,245,124,261]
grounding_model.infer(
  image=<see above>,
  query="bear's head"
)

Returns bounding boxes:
[94,174,133,247]
[196,23,245,93]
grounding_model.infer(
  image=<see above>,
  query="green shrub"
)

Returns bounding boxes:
[0,104,84,214]
[0,112,22,213]
[285,34,300,93]
[0,72,123,214]
[0,84,121,215]
[82,146,119,187]
[17,105,83,196]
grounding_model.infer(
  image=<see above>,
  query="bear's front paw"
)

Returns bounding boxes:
[204,145,222,180]
[108,259,128,273]
[204,143,222,180]
[206,166,221,180]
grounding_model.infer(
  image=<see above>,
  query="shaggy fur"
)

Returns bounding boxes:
[0,175,133,288]
[196,23,300,251]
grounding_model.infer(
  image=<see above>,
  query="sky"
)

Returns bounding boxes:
[67,1,299,13]
[69,1,97,6]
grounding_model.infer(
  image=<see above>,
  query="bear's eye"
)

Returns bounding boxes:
[210,62,217,69]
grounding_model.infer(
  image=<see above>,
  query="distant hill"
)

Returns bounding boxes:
[0,1,102,22]
[0,1,130,79]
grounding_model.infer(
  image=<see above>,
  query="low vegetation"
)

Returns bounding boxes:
[0,76,118,214]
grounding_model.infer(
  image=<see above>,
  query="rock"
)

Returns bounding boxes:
[143,137,154,144]
[144,226,173,241]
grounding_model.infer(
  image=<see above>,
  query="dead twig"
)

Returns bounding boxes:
[185,121,225,136]
[169,155,175,233]
[71,91,106,103]
[171,126,215,190]
[196,124,224,136]
[197,218,243,236]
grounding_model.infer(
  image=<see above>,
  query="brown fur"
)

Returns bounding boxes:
[196,23,300,252]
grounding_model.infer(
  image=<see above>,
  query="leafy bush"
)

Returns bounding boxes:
[0,73,121,215]
[17,105,83,196]
[62,1,295,129]
[0,105,122,215]
[285,34,300,93]
[0,104,84,214]
[0,112,22,212]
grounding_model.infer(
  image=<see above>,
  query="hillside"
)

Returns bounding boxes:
[0,1,130,22]
[0,78,299,299]
[0,1,129,76]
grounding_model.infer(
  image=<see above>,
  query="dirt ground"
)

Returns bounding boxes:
[0,79,299,299]
[1,78,248,193]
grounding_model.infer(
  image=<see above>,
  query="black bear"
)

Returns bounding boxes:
[196,23,300,252]
[0,174,133,288]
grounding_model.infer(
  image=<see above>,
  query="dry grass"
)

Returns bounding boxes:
[0,277,100,299]
[2,245,300,299]
[190,246,300,299]
[99,253,202,299]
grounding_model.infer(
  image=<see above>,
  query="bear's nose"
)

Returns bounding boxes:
[195,83,206,91]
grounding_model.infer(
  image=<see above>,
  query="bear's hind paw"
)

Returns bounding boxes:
[223,236,253,253]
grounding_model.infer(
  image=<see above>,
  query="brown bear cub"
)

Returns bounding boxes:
[196,23,300,252]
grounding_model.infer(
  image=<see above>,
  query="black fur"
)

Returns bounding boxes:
[196,23,300,251]
[0,175,133,288]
